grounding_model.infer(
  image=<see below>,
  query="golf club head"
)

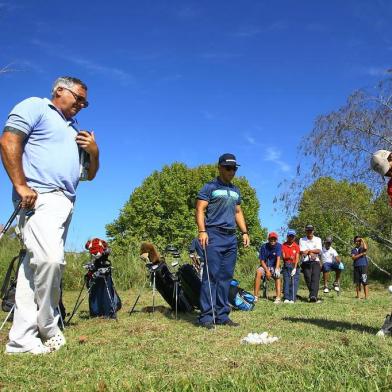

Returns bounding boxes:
[165,244,178,254]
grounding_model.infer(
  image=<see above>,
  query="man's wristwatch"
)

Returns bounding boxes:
[242,232,248,235]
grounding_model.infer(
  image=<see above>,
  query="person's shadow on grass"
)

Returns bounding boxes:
[283,316,379,334]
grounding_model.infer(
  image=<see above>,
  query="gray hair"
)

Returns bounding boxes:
[51,76,87,97]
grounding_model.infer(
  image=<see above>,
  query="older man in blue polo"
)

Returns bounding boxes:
[0,76,99,354]
[195,153,250,328]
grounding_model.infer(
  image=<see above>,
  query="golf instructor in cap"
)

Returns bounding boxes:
[196,153,249,328]
[370,150,392,336]
[0,76,99,354]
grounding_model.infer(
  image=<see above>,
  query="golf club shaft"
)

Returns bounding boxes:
[0,304,15,331]
[203,244,216,327]
[0,203,22,241]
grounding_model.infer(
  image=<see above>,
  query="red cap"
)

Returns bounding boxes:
[268,232,278,240]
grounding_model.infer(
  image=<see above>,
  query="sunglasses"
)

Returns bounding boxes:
[222,166,238,172]
[61,87,89,108]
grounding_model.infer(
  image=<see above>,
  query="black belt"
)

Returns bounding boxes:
[209,227,236,235]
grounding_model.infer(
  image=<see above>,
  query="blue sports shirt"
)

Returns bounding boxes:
[5,97,81,201]
[259,242,282,267]
[197,177,241,229]
[351,247,368,267]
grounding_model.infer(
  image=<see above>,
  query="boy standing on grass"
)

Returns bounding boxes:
[351,236,369,299]
[321,237,344,294]
[282,229,300,303]
[254,232,282,304]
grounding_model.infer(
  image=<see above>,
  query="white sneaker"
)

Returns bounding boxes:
[333,283,340,292]
[6,344,52,355]
[289,300,295,304]
[254,296,258,303]
[323,287,329,293]
[43,331,66,351]
[274,298,281,304]
[283,299,290,304]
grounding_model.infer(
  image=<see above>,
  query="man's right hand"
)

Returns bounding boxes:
[15,185,37,209]
[266,270,272,280]
[198,232,209,249]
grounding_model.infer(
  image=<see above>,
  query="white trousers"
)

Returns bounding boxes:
[6,191,73,353]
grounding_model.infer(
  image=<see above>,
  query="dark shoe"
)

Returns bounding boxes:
[309,296,317,303]
[218,319,240,327]
[199,322,214,330]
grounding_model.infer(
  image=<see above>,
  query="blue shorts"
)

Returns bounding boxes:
[322,262,344,272]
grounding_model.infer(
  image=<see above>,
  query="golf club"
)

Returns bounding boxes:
[203,244,216,328]
[291,274,295,302]
[0,304,14,332]
[0,203,22,241]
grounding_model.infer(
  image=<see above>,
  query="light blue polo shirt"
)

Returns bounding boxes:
[5,97,80,201]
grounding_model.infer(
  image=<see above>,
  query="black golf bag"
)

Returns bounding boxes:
[177,265,256,311]
[148,262,192,312]
[1,249,67,323]
[85,259,122,318]
[1,251,24,318]
[177,263,201,309]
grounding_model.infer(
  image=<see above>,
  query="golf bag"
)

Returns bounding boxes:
[86,265,121,318]
[148,262,192,312]
[1,251,24,317]
[178,263,202,309]
[85,238,121,318]
[229,279,256,311]
[1,249,67,323]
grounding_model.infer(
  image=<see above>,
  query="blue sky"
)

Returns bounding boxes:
[0,0,391,250]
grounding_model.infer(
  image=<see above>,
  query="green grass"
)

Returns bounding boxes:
[1,284,392,391]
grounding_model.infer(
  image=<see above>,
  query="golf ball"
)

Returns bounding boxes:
[388,285,392,293]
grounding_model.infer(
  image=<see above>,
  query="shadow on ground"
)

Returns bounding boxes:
[283,316,379,334]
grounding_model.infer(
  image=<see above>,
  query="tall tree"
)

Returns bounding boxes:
[289,177,374,253]
[280,76,392,215]
[106,162,266,257]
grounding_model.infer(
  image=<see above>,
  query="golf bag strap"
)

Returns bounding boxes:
[0,254,20,298]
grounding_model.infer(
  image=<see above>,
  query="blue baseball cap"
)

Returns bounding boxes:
[287,229,296,236]
[218,153,240,167]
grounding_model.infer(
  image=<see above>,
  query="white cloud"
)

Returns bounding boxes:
[264,147,291,172]
[245,135,256,145]
[357,65,390,77]
[31,39,134,85]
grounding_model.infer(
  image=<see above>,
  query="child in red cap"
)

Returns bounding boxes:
[254,232,282,303]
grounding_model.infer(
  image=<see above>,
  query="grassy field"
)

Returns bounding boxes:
[1,283,392,392]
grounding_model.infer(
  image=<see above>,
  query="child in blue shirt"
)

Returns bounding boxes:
[254,232,282,303]
[351,236,369,299]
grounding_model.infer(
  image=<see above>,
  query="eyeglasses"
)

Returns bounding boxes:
[61,87,89,108]
[223,166,238,172]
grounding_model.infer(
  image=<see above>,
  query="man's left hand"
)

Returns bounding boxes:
[242,233,250,247]
[76,131,98,157]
